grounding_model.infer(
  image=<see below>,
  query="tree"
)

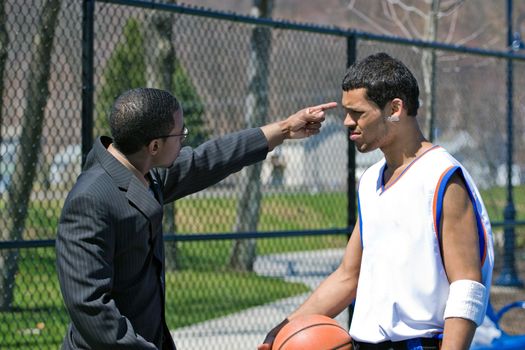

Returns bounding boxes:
[0,0,7,148]
[0,0,8,203]
[95,17,206,144]
[345,0,509,189]
[144,7,178,269]
[346,0,469,140]
[143,2,205,269]
[1,0,61,309]
[95,17,206,145]
[95,18,146,136]
[229,0,273,271]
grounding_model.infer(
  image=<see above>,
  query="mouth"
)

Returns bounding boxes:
[349,131,360,141]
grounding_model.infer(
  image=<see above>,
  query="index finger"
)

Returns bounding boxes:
[308,102,338,113]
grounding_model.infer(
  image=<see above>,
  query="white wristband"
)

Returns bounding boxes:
[444,279,487,326]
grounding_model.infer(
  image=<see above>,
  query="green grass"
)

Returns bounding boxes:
[166,269,309,328]
[174,191,347,232]
[0,199,62,239]
[0,249,69,350]
[479,185,525,246]
[478,185,525,221]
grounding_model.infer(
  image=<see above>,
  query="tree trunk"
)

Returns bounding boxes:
[421,0,440,141]
[0,0,61,309]
[229,0,273,271]
[0,0,7,146]
[144,3,179,270]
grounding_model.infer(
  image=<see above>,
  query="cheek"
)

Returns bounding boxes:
[362,119,388,140]
[172,144,182,158]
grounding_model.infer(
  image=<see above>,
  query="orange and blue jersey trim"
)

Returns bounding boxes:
[433,166,487,265]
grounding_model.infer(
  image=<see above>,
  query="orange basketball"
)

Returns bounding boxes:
[273,314,353,350]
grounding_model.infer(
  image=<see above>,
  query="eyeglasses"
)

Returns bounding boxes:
[157,126,189,142]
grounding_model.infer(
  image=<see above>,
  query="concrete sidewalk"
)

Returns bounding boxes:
[171,249,347,350]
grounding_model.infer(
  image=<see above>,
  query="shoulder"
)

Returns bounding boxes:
[361,158,385,179]
[63,166,117,211]
[417,146,457,169]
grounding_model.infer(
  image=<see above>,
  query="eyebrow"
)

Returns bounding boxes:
[344,107,364,113]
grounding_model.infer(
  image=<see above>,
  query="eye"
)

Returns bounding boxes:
[347,109,362,119]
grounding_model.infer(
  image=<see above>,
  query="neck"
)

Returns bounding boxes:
[382,121,432,170]
[108,144,150,187]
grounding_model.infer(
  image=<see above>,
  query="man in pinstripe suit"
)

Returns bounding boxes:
[56,88,337,350]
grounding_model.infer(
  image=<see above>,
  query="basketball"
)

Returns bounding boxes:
[273,314,353,350]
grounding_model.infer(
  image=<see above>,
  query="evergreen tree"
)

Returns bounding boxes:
[172,59,206,147]
[95,18,146,136]
[95,18,206,146]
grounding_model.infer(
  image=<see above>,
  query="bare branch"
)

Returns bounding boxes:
[439,0,465,16]
[444,7,458,43]
[455,24,487,46]
[406,12,425,39]
[346,0,393,35]
[386,1,416,38]
[387,0,427,18]
[382,1,391,18]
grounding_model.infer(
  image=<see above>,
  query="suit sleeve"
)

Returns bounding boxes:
[56,193,157,349]
[159,127,269,202]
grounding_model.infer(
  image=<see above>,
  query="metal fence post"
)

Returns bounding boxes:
[81,0,95,167]
[346,33,357,330]
[496,0,523,287]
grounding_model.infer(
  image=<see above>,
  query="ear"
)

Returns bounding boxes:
[390,98,404,119]
[148,139,160,155]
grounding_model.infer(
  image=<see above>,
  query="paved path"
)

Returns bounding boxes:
[171,248,347,350]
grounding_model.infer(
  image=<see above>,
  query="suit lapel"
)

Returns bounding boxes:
[94,137,164,243]
[126,177,163,237]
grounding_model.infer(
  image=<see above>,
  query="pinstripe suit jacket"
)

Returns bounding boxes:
[56,128,268,349]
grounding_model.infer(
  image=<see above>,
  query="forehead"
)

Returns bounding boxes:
[341,88,376,109]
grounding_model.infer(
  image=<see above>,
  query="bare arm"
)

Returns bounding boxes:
[440,172,482,350]
[257,223,361,350]
[288,221,362,320]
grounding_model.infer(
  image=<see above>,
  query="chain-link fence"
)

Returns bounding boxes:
[0,0,524,349]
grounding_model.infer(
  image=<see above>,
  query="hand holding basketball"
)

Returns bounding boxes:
[258,318,290,350]
[259,314,352,350]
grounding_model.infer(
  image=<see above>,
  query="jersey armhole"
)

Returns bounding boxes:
[433,166,487,265]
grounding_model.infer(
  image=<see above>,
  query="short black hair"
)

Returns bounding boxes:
[109,88,180,154]
[342,52,419,116]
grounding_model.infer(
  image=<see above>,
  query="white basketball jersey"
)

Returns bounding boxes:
[349,146,494,343]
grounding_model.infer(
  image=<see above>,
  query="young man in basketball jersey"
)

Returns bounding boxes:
[259,53,494,350]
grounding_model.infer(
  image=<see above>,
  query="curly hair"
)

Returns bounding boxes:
[342,52,419,116]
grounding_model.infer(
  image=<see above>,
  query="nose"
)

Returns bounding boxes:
[343,113,356,128]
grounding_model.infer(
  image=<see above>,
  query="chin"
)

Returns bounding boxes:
[356,145,377,154]
[162,161,176,168]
